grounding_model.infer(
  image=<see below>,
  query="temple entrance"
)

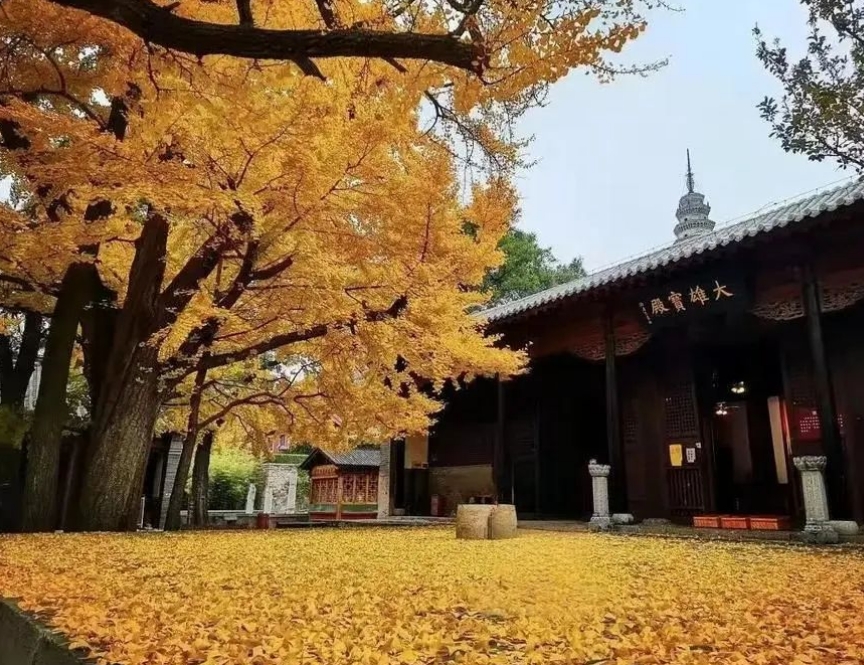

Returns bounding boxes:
[508,354,606,519]
[695,339,794,516]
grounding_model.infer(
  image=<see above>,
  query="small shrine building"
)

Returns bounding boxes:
[300,448,380,521]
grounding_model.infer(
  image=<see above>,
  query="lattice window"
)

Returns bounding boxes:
[312,479,330,504]
[664,384,698,438]
[316,478,337,503]
[667,467,706,515]
[339,473,377,503]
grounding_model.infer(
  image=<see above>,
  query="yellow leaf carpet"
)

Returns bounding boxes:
[1,528,863,664]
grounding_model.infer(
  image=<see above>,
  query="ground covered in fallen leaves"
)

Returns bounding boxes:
[1,528,863,665]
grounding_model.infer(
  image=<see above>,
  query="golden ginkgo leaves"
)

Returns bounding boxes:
[1,529,864,665]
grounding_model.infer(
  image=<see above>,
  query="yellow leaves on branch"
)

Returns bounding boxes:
[0,0,651,442]
[2,530,864,665]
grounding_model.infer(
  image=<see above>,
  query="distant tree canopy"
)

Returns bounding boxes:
[483,229,585,304]
[756,0,864,172]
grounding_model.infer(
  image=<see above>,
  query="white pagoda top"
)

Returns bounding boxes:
[673,150,716,242]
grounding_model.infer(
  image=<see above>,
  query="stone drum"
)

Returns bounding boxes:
[456,504,494,540]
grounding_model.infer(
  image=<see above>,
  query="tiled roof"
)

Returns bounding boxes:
[302,447,381,469]
[482,178,864,323]
[329,448,380,467]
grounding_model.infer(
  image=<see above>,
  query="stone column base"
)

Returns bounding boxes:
[798,523,839,544]
[828,520,859,536]
[589,516,612,531]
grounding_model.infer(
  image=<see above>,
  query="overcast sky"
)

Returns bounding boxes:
[514,0,849,272]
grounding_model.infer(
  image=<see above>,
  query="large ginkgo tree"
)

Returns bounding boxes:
[0,0,652,531]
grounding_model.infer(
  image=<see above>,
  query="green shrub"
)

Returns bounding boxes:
[272,452,309,466]
[295,469,310,512]
[208,448,264,510]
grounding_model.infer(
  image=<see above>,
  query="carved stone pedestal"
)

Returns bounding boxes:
[588,459,612,530]
[793,456,839,544]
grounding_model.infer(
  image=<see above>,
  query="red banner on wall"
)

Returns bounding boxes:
[791,406,845,441]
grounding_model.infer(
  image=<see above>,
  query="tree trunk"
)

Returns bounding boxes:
[0,311,43,408]
[191,431,213,528]
[21,264,93,532]
[80,295,117,414]
[164,366,207,531]
[73,215,169,532]
[58,434,83,531]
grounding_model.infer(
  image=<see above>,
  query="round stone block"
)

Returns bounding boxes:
[456,504,494,540]
[488,504,518,540]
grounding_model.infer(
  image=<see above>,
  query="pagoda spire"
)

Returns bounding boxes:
[673,150,715,242]
[685,149,695,194]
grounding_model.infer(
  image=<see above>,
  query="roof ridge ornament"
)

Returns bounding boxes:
[674,150,716,242]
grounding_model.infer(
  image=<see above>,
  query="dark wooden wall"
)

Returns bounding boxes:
[428,377,496,468]
[531,355,606,518]
[826,300,864,523]
[619,342,670,520]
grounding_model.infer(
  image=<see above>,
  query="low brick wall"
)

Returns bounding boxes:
[429,465,495,516]
[0,598,88,665]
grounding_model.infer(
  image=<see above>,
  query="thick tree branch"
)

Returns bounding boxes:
[314,0,341,29]
[156,210,252,329]
[217,240,259,310]
[12,311,42,395]
[47,0,482,72]
[236,0,254,26]
[249,254,294,283]
[202,323,328,371]
[164,241,297,375]
[0,272,37,294]
[199,390,287,429]
[201,294,408,372]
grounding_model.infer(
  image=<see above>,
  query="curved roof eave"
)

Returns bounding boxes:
[479,178,864,324]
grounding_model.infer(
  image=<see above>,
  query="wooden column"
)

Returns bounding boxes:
[335,474,344,520]
[605,308,627,513]
[800,262,846,514]
[494,375,512,503]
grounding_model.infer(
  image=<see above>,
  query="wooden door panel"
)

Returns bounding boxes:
[505,419,539,516]
[663,361,710,519]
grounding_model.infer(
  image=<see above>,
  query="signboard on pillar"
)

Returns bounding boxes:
[635,272,750,329]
